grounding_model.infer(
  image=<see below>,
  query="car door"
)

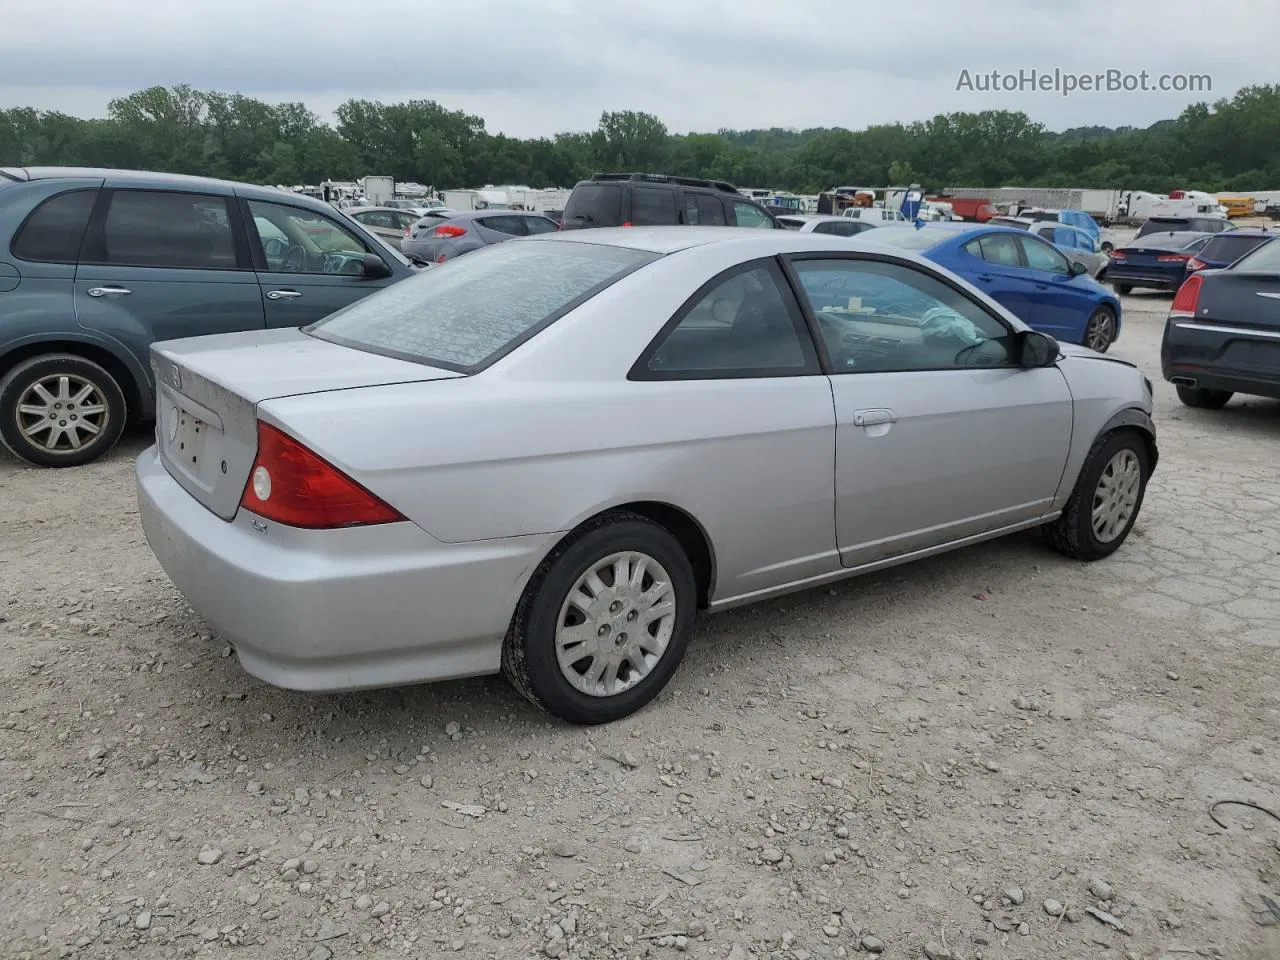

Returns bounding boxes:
[74,186,265,359]
[1016,234,1096,341]
[241,197,398,327]
[786,254,1073,568]
[631,258,839,598]
[957,232,1036,321]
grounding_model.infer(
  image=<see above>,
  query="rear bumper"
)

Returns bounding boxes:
[136,447,556,691]
[1106,267,1184,290]
[1161,319,1280,400]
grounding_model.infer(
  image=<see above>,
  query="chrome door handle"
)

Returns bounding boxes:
[266,289,302,300]
[86,286,132,297]
[853,408,897,427]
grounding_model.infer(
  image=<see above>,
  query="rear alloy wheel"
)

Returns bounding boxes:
[1044,430,1150,561]
[1113,283,1132,295]
[1176,385,1233,409]
[0,353,126,467]
[1083,307,1117,352]
[502,512,697,724]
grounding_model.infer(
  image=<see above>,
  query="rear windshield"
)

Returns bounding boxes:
[1200,234,1270,263]
[563,183,623,227]
[1129,232,1205,251]
[1137,218,1190,236]
[859,226,944,251]
[1229,236,1280,273]
[307,240,655,371]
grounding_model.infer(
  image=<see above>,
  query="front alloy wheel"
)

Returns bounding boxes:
[1084,308,1117,352]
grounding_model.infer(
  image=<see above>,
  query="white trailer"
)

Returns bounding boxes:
[361,176,395,205]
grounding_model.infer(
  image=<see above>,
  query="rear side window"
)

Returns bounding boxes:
[308,240,655,370]
[631,187,678,226]
[563,184,623,227]
[686,194,725,226]
[11,189,98,263]
[965,233,1022,266]
[91,191,238,270]
[1202,234,1271,264]
[477,215,528,236]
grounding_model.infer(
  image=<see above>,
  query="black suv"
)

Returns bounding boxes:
[1136,215,1234,238]
[560,173,779,230]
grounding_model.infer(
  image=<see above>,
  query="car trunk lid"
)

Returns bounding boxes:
[1180,271,1280,375]
[151,327,462,520]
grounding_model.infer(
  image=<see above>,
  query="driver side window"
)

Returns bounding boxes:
[247,199,371,275]
[789,258,1015,373]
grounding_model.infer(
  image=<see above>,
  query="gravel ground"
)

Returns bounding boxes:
[1,291,1278,960]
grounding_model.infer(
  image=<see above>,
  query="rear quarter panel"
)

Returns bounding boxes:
[259,244,843,600]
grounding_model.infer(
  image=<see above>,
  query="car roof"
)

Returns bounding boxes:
[525,225,951,257]
[344,206,412,215]
[780,214,843,223]
[1208,228,1272,238]
[0,165,337,209]
[436,210,553,222]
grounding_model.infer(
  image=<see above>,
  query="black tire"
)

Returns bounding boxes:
[1044,430,1150,562]
[0,353,127,467]
[1176,385,1233,409]
[1113,283,1132,295]
[1083,306,1118,353]
[502,511,697,725]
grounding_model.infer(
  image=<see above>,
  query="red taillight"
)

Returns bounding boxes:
[1157,253,1190,262]
[1170,274,1203,318]
[1110,250,1127,260]
[403,225,412,237]
[1186,257,1207,271]
[436,254,446,263]
[621,221,632,227]
[239,422,405,529]
[434,224,466,238]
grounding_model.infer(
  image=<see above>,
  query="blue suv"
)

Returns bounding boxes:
[0,167,417,466]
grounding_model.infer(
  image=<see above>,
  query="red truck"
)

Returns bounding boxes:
[929,196,998,222]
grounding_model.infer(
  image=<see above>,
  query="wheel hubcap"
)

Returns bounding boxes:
[1086,313,1114,351]
[14,374,109,454]
[1091,449,1141,543]
[555,551,676,698]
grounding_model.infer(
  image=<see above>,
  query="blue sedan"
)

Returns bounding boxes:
[868,223,1122,352]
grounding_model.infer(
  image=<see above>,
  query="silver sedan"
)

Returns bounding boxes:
[137,228,1157,724]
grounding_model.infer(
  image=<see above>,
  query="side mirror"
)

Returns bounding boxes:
[1070,260,1088,276]
[1019,330,1060,367]
[362,254,394,279]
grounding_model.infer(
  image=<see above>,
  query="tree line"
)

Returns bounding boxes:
[2,83,1278,194]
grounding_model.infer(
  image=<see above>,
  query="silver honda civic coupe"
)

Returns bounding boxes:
[137,227,1157,724]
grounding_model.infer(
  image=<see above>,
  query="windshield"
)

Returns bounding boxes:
[1228,236,1280,273]
[307,240,655,371]
[860,226,945,251]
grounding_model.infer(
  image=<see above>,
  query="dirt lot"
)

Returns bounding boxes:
[1,292,1278,960]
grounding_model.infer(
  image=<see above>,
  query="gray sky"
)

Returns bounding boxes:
[1,0,1272,136]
